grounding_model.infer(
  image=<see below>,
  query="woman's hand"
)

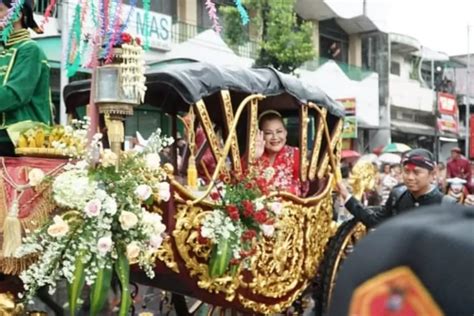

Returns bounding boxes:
[255,130,265,159]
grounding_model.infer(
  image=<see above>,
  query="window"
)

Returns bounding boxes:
[390,61,401,76]
[319,19,349,63]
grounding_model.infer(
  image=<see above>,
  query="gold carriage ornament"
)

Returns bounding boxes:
[94,33,147,155]
[62,61,367,315]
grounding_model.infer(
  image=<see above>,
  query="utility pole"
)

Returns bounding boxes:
[363,0,367,16]
[466,25,471,157]
[59,0,69,125]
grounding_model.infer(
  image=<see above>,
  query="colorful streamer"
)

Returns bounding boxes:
[234,0,249,25]
[142,0,151,50]
[66,3,83,77]
[120,0,137,35]
[205,0,221,33]
[40,0,58,28]
[104,0,124,62]
[0,0,25,43]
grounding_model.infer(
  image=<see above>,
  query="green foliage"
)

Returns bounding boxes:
[220,6,249,48]
[255,0,315,73]
[219,0,315,73]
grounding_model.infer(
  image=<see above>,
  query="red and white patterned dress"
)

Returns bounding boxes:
[251,145,306,196]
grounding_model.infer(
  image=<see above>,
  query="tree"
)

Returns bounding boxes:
[220,0,315,73]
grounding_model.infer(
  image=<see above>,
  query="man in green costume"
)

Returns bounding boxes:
[0,0,53,156]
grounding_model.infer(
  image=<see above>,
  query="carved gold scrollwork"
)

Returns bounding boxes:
[194,100,230,178]
[155,237,180,273]
[246,99,258,166]
[173,204,240,301]
[308,107,327,180]
[299,105,309,182]
[317,120,343,179]
[219,90,242,176]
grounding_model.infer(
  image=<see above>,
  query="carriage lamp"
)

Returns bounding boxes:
[93,42,146,156]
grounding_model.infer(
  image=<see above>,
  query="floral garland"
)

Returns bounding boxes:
[233,0,249,25]
[16,128,174,315]
[40,0,57,28]
[199,172,281,277]
[205,0,222,33]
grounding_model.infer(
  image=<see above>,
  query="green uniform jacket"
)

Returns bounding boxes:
[0,29,53,142]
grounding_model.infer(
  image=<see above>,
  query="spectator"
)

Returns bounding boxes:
[447,147,471,190]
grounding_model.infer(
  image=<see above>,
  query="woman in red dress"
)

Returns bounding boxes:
[248,110,306,196]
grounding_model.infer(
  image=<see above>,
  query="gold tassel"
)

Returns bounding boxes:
[2,200,22,258]
[187,155,198,189]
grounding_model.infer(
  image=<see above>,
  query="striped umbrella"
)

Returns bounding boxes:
[382,143,411,153]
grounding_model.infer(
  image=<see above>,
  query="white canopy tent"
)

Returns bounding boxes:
[162,30,254,68]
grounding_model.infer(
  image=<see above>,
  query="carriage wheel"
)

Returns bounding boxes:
[312,218,366,315]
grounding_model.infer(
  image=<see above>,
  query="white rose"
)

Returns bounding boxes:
[149,234,164,250]
[157,182,170,202]
[261,224,275,237]
[254,198,265,211]
[47,216,69,238]
[135,184,152,201]
[101,149,118,167]
[269,202,283,215]
[126,242,141,261]
[119,211,138,230]
[97,236,113,256]
[144,153,161,171]
[28,168,45,186]
[84,199,102,217]
[142,211,166,235]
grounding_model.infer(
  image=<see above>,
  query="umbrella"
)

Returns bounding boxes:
[378,153,401,164]
[383,143,411,153]
[341,149,361,160]
[359,153,380,166]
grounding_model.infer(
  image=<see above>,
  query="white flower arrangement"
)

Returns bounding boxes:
[16,129,173,314]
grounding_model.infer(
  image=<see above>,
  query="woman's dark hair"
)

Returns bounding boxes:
[2,0,40,31]
[258,111,285,130]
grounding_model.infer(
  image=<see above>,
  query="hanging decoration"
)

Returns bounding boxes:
[0,0,25,43]
[205,0,221,33]
[65,0,142,77]
[40,0,58,28]
[233,0,249,25]
[142,0,151,50]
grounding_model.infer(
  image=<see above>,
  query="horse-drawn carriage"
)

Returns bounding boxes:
[0,60,366,315]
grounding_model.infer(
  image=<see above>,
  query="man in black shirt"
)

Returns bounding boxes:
[336,149,454,228]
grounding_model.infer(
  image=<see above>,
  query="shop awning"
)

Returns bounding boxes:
[391,120,435,136]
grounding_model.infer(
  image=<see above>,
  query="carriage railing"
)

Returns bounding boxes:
[170,92,343,206]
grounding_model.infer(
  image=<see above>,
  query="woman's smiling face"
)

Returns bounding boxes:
[261,118,287,155]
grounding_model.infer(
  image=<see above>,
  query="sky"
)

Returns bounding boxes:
[325,0,474,56]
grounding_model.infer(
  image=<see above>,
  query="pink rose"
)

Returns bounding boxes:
[84,199,102,217]
[97,236,113,256]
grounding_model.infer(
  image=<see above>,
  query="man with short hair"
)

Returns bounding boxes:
[337,149,454,228]
[447,147,471,191]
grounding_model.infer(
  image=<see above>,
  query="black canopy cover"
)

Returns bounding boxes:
[64,60,344,118]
